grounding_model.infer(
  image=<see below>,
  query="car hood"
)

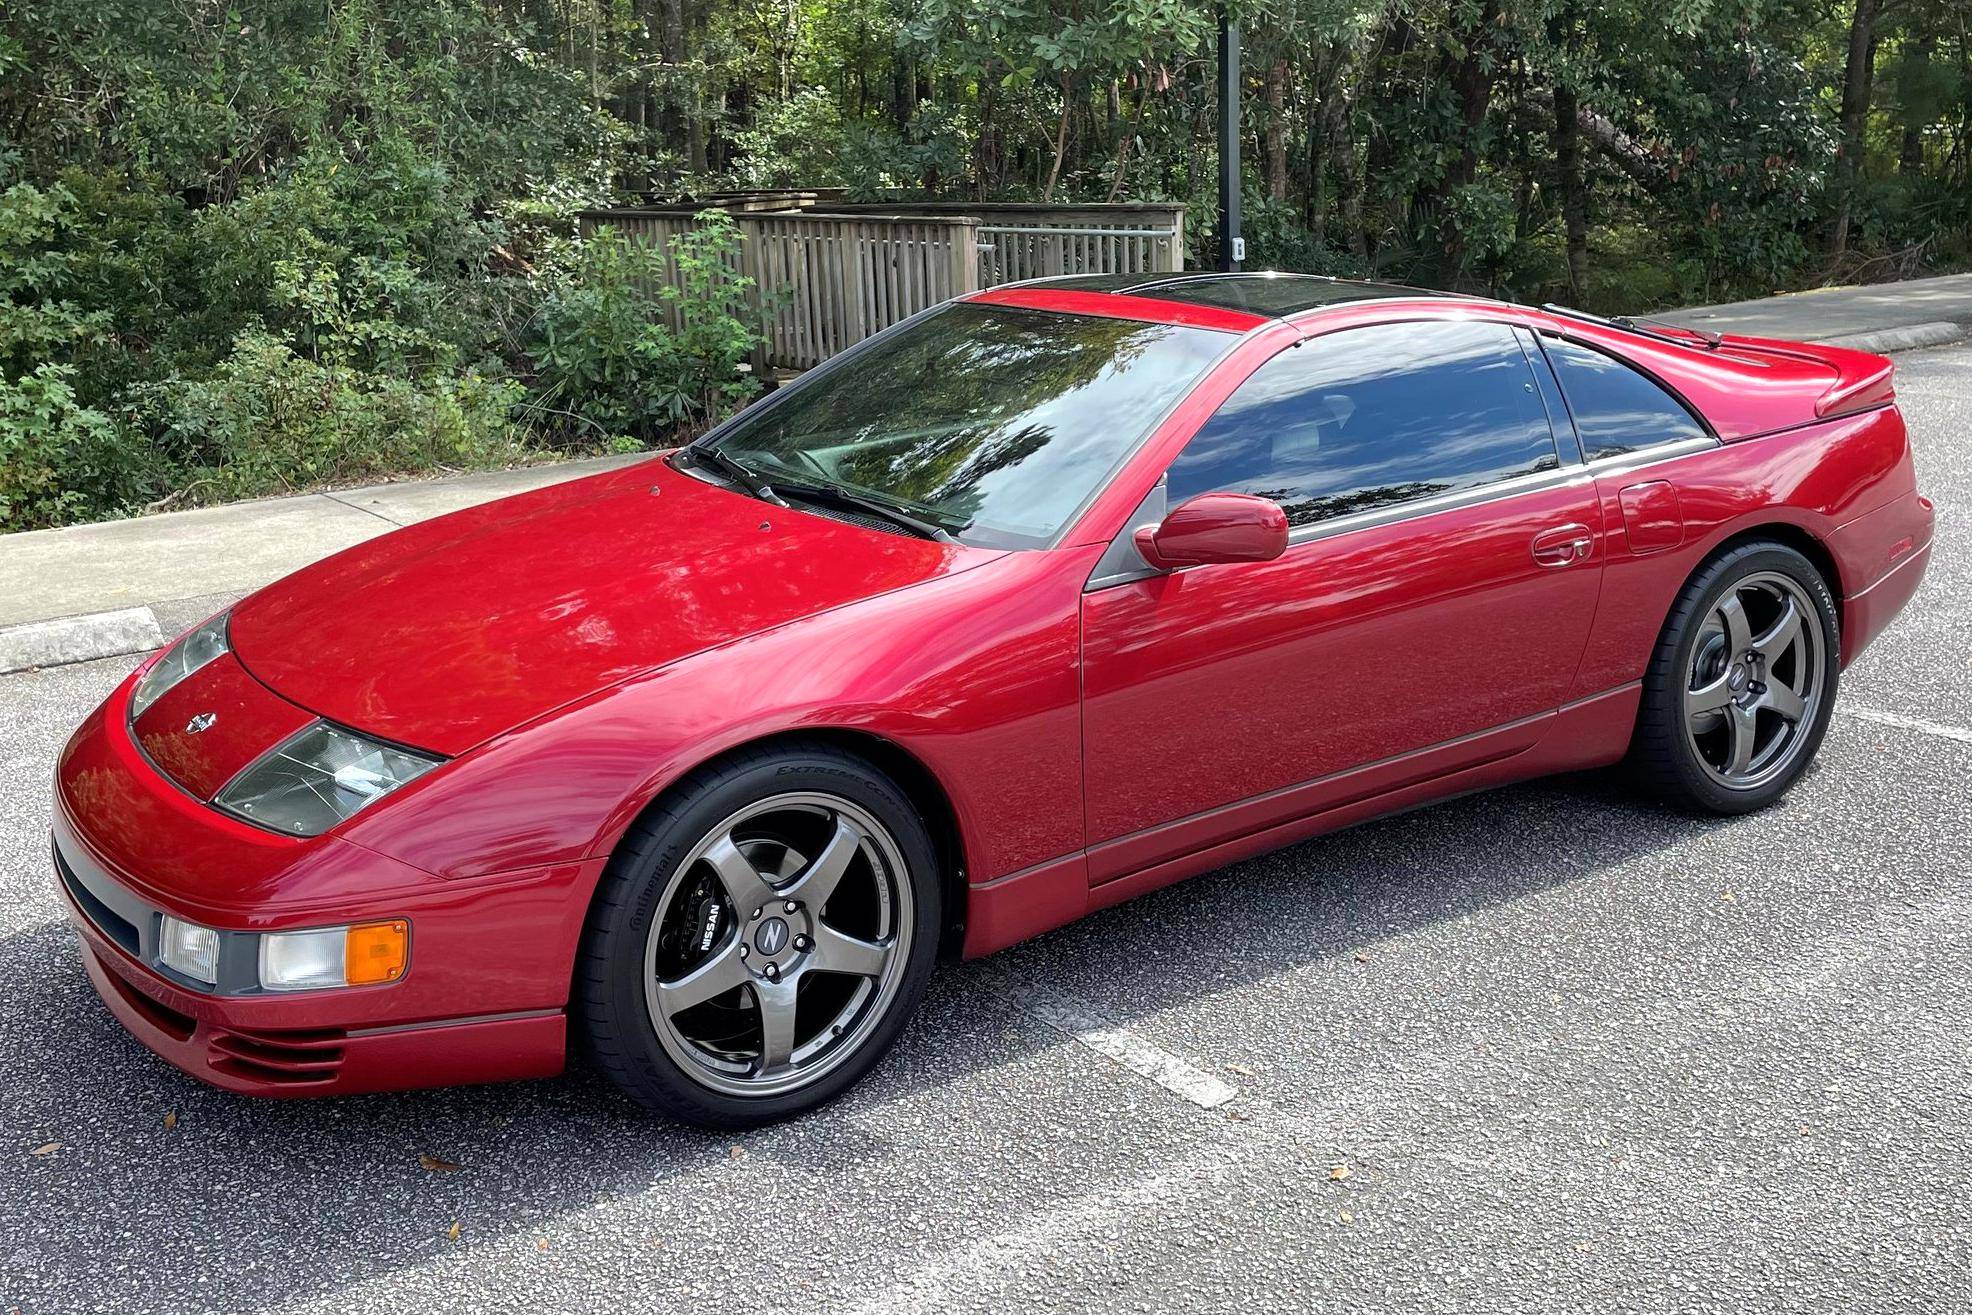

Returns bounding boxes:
[228,456,993,755]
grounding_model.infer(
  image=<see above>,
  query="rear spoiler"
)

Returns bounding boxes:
[1707,332,1898,420]
[1539,303,1899,431]
[1813,355,1896,418]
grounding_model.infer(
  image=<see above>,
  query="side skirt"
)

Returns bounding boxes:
[960,682,1641,959]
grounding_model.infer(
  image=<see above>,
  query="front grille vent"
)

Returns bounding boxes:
[208,1028,347,1087]
[55,844,140,955]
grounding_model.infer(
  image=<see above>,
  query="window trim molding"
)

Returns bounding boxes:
[1531,329,1718,460]
[1280,433,1718,548]
[1085,433,1719,591]
[1082,315,1726,593]
[1163,317,1568,539]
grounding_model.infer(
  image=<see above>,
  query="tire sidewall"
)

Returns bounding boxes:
[584,749,942,1126]
[1658,544,1841,814]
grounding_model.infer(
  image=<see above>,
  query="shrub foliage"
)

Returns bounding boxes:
[0,0,1966,528]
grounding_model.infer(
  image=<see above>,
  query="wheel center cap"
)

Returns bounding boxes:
[1728,664,1751,692]
[755,917,790,956]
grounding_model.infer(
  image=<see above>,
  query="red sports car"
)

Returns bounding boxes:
[54,274,1933,1126]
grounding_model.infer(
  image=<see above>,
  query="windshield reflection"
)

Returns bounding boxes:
[712,304,1230,549]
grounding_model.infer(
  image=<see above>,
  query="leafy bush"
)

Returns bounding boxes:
[524,211,761,442]
[0,365,155,531]
[148,333,526,503]
[0,183,114,381]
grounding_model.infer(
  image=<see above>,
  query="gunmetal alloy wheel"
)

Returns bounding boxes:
[1680,571,1825,791]
[1633,540,1839,816]
[642,792,914,1098]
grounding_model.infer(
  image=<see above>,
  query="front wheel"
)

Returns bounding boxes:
[1632,541,1840,815]
[578,743,941,1126]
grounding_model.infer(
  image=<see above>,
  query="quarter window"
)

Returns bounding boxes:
[1541,335,1707,461]
[1166,321,1560,528]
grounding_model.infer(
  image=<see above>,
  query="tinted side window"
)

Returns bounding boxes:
[1167,321,1559,528]
[1542,336,1707,461]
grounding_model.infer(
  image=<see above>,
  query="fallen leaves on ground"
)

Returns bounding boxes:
[420,1153,463,1173]
[445,1222,461,1241]
[163,1112,178,1131]
[1328,1164,1352,1181]
[30,1142,60,1157]
[728,1145,746,1161]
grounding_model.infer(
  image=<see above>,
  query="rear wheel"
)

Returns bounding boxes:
[1632,541,1839,815]
[578,744,941,1126]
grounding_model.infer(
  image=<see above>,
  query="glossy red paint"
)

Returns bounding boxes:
[53,279,1934,1100]
[1133,492,1289,569]
[229,456,996,755]
[76,938,565,1097]
[134,653,314,800]
[1616,481,1684,555]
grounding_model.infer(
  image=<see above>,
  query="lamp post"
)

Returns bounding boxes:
[1218,6,1243,272]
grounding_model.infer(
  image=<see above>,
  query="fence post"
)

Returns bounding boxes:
[949,218,980,296]
[733,215,771,377]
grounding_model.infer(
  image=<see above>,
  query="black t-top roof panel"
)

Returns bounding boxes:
[1012,271,1451,317]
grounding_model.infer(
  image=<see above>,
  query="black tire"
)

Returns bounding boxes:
[1631,540,1840,815]
[577,741,942,1127]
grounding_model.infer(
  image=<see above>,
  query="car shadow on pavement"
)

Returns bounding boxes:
[2,767,1726,1312]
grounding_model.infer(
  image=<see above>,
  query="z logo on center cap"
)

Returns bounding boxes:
[185,712,217,734]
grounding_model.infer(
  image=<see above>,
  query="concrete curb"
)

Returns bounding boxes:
[0,607,165,676]
[1820,321,1968,354]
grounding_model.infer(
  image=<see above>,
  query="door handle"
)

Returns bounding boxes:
[1531,523,1595,567]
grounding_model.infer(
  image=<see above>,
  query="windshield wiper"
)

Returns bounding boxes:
[680,444,786,506]
[771,478,957,543]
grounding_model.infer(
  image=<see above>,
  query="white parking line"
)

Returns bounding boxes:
[845,1136,1250,1315]
[1844,705,1972,745]
[1007,981,1239,1110]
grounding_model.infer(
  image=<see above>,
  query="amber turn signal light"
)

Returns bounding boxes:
[345,920,410,985]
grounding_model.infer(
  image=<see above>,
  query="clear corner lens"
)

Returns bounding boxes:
[258,927,347,992]
[215,722,441,837]
[129,613,230,720]
[157,916,220,985]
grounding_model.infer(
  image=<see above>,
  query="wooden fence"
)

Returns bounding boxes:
[837,203,1186,285]
[579,199,1185,372]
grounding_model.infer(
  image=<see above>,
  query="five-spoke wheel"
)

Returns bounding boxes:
[579,743,940,1126]
[645,794,911,1097]
[1681,571,1824,790]
[1636,541,1839,814]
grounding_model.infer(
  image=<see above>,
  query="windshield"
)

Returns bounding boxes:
[706,303,1232,549]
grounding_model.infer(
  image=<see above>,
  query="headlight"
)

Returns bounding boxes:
[259,920,409,992]
[215,721,441,836]
[129,612,230,720]
[157,915,220,985]
[146,916,409,992]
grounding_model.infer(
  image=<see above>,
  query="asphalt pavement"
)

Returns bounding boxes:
[2,343,1968,1315]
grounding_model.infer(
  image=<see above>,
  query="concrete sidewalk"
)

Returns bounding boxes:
[3,273,1968,674]
[0,453,650,672]
[1676,271,1972,351]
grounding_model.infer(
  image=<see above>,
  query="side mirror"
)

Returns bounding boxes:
[1133,493,1290,571]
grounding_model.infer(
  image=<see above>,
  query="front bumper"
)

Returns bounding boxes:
[53,672,599,1098]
